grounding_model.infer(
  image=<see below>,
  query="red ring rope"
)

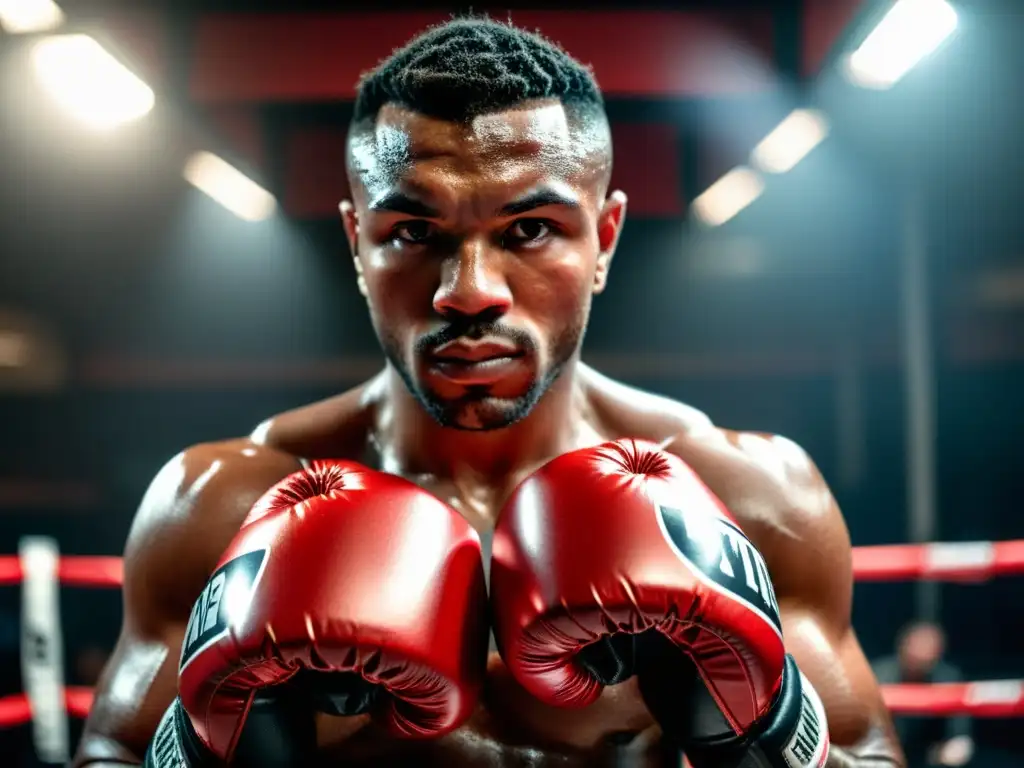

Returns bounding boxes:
[0,687,93,726]
[0,540,1022,589]
[0,542,1018,730]
[852,539,1024,582]
[0,680,1018,727]
[883,680,1024,717]
[0,556,123,588]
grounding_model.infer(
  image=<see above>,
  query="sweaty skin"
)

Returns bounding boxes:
[72,375,902,767]
[74,98,903,768]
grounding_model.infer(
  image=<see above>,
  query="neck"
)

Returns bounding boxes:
[377,360,589,481]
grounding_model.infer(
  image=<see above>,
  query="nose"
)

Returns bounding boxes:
[433,240,512,320]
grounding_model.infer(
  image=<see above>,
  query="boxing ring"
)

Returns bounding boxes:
[1,538,1022,762]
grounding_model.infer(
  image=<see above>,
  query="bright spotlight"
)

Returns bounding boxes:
[0,0,64,34]
[692,168,765,227]
[31,35,155,130]
[183,152,278,222]
[751,109,830,174]
[846,0,959,89]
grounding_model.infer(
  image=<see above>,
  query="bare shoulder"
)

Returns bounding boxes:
[129,380,378,609]
[586,366,820,479]
[124,438,303,621]
[586,367,850,614]
[683,428,831,512]
[251,378,378,461]
[591,372,818,501]
[128,380,378,610]
[81,387,376,765]
[676,427,852,622]
[582,365,716,443]
[75,439,306,766]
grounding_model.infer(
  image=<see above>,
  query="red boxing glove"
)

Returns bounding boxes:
[490,439,786,736]
[178,460,488,761]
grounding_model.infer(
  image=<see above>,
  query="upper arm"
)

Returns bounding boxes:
[73,451,209,766]
[746,437,902,760]
[73,443,299,766]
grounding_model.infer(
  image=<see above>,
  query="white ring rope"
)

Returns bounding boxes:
[20,537,68,764]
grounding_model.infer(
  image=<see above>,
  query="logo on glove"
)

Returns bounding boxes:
[148,700,186,768]
[783,673,830,768]
[179,549,267,671]
[656,504,782,634]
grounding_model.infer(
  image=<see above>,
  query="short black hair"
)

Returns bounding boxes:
[347,17,611,186]
[353,17,605,126]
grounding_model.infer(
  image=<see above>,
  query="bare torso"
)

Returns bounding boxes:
[73,365,854,767]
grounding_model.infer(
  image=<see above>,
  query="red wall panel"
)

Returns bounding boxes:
[283,128,349,218]
[609,122,685,216]
[802,0,866,77]
[191,12,777,103]
[192,13,452,103]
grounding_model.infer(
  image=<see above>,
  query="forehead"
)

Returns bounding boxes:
[351,100,595,201]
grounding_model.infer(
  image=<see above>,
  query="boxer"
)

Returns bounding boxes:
[74,17,904,768]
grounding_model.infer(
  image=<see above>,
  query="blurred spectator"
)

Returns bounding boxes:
[873,622,973,767]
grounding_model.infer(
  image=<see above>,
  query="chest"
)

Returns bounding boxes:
[415,462,770,577]
[330,471,663,756]
[315,659,664,764]
[310,444,776,762]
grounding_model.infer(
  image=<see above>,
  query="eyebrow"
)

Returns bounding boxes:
[368,191,440,218]
[499,189,580,216]
[368,187,581,218]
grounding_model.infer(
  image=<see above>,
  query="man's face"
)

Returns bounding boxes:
[343,100,624,430]
[899,625,944,678]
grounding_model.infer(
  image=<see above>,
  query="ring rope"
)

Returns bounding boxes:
[0,540,1018,589]
[882,680,1024,717]
[19,538,69,762]
[0,680,1018,727]
[0,539,1017,734]
[0,556,123,588]
[0,688,93,727]
[851,540,1024,582]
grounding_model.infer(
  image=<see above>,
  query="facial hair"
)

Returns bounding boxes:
[381,316,585,431]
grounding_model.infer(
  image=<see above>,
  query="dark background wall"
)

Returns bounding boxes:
[1,0,1023,761]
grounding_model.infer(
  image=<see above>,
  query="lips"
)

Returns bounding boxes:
[428,339,526,385]
[431,340,522,364]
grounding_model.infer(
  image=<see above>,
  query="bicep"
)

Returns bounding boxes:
[782,609,894,748]
[773,504,876,744]
[756,438,902,761]
[75,621,185,764]
[75,452,209,765]
[75,534,193,764]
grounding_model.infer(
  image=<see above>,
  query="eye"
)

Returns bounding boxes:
[504,219,554,248]
[391,221,435,246]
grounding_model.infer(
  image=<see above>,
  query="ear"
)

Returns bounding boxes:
[593,190,627,295]
[339,200,368,298]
